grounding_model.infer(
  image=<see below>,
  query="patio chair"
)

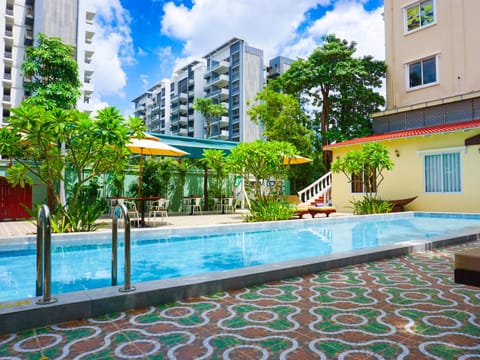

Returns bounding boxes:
[192,197,202,215]
[148,198,169,226]
[124,200,140,227]
[222,197,235,214]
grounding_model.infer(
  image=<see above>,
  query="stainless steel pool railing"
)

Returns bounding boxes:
[36,204,58,305]
[112,203,136,292]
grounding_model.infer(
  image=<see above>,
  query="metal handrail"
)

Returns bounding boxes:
[112,204,135,292]
[36,205,58,305]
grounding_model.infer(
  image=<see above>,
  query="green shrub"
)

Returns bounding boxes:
[246,198,296,222]
[349,197,393,215]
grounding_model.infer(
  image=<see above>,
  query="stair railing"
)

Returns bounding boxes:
[36,205,58,305]
[297,171,333,206]
[112,203,135,292]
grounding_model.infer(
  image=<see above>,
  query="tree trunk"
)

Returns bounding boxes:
[203,166,209,211]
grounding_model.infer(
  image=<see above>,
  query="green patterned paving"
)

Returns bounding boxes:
[1,240,479,359]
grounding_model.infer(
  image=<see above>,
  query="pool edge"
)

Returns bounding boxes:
[1,230,478,335]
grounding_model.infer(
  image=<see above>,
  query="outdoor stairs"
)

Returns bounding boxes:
[297,171,332,207]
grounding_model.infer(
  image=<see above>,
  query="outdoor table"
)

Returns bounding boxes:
[183,196,202,215]
[214,197,234,214]
[122,196,162,227]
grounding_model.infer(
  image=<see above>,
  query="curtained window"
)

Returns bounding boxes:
[424,152,461,193]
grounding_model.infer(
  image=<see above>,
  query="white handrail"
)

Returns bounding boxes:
[297,172,332,206]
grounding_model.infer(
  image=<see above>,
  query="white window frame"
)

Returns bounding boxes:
[406,54,439,91]
[403,0,436,34]
[422,150,462,194]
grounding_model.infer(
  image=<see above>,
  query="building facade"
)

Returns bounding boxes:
[0,0,95,125]
[135,38,268,142]
[325,0,480,212]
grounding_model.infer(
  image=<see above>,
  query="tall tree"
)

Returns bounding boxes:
[193,98,227,139]
[279,34,386,166]
[247,83,320,190]
[192,98,228,209]
[22,33,81,110]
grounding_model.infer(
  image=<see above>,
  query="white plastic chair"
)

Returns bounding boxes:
[124,200,140,227]
[192,197,202,215]
[222,197,235,214]
[148,199,168,226]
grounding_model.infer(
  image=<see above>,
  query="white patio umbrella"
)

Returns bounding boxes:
[127,134,189,198]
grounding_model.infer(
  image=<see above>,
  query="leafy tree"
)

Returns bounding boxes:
[192,98,228,209]
[199,149,228,199]
[193,98,228,139]
[140,157,178,198]
[22,33,81,110]
[247,83,320,191]
[226,140,297,221]
[331,143,394,214]
[0,104,145,231]
[279,34,386,166]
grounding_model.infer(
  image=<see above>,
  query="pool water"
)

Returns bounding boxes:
[1,212,480,302]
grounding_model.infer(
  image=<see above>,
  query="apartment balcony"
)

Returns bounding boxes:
[209,74,229,88]
[179,116,188,126]
[5,8,14,19]
[84,50,94,65]
[86,10,95,25]
[85,30,95,45]
[3,73,12,84]
[178,128,188,136]
[3,51,13,62]
[178,104,188,114]
[2,95,12,103]
[4,29,13,38]
[188,79,194,86]
[205,60,229,77]
[179,92,188,103]
[219,116,229,127]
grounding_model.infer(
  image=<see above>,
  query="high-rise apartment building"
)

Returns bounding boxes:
[135,38,266,142]
[0,0,95,125]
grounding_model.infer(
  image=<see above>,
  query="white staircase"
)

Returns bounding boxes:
[297,171,332,206]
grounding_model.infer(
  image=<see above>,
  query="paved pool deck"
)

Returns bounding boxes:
[0,213,479,358]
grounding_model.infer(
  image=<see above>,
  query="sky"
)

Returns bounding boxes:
[84,0,385,117]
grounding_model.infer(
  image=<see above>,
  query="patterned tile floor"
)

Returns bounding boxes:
[1,240,479,359]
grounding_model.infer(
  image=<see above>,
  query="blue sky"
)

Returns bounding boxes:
[85,0,385,116]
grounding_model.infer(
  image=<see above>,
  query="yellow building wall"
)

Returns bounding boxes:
[330,130,480,213]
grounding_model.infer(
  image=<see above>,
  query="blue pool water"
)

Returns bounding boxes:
[1,212,480,302]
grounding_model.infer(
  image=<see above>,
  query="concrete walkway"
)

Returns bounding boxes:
[0,213,246,238]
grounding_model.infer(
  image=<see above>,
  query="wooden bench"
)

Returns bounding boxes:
[454,246,480,287]
[295,206,336,218]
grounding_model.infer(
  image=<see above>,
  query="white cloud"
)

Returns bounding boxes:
[85,0,134,99]
[307,1,385,59]
[161,0,331,64]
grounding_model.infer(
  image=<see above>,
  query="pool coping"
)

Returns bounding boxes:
[1,212,480,334]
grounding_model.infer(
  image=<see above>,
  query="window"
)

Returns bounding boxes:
[424,152,461,193]
[405,0,435,32]
[408,56,437,89]
[351,169,376,194]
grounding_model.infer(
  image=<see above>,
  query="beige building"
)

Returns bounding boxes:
[324,0,480,213]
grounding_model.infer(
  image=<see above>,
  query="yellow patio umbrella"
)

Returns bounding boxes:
[283,154,312,165]
[127,133,189,198]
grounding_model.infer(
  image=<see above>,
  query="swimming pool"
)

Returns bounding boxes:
[1,212,480,303]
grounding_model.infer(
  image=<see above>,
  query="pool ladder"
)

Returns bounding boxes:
[35,204,135,305]
[112,203,135,292]
[36,205,58,304]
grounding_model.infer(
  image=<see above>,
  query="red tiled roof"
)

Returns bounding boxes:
[323,119,480,149]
